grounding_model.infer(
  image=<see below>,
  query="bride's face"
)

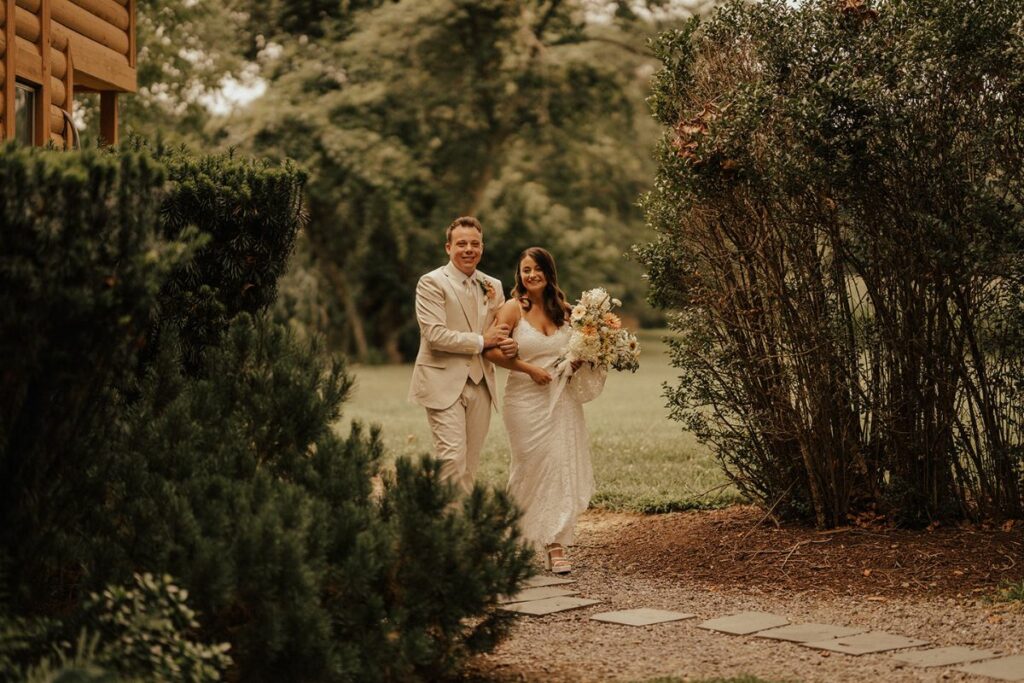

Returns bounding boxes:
[519,256,547,293]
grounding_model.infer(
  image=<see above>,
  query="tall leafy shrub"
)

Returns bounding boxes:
[641,0,1024,527]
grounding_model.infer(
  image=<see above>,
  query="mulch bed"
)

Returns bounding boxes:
[582,505,1024,599]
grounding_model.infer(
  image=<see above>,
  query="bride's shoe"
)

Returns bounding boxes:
[544,544,571,574]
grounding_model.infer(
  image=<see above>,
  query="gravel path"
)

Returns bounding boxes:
[466,510,1024,682]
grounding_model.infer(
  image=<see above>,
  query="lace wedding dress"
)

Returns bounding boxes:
[503,318,594,550]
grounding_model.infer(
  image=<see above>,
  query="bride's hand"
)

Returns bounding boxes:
[526,365,552,385]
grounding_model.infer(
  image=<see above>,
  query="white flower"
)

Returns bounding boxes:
[555,287,640,373]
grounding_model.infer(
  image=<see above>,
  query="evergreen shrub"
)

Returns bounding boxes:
[1,143,533,681]
[147,142,307,369]
[90,315,531,681]
[0,143,193,594]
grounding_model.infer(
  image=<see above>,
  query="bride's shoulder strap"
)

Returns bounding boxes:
[497,298,523,325]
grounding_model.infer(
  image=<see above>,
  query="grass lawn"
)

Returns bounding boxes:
[337,330,744,513]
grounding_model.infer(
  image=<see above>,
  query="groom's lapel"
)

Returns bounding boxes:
[477,287,488,327]
[443,263,477,330]
[475,272,489,324]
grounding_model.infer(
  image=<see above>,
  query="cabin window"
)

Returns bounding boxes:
[14,83,36,146]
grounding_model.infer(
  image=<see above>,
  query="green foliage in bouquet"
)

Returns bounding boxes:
[641,0,1024,527]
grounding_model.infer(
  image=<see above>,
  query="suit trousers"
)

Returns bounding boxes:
[425,379,491,496]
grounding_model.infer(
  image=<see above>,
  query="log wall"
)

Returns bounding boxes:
[0,0,133,144]
[2,0,15,139]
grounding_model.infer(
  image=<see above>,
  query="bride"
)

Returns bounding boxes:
[485,247,594,574]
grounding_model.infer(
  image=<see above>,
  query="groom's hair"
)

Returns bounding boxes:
[446,216,483,243]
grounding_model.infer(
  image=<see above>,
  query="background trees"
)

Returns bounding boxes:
[641,0,1024,527]
[185,0,710,361]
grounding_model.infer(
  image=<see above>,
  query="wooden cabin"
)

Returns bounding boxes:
[0,0,135,147]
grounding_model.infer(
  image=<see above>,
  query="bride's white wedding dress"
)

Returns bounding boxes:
[503,317,594,550]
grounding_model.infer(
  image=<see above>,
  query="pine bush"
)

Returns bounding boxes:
[148,142,307,369]
[89,315,532,681]
[1,142,533,681]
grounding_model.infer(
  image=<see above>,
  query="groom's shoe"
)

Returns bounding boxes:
[544,544,571,574]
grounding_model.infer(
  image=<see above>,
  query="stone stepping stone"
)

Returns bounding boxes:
[698,611,789,635]
[755,623,866,643]
[802,631,929,655]
[499,586,576,604]
[523,575,575,588]
[956,655,1024,681]
[893,646,1002,668]
[591,608,696,627]
[500,596,601,616]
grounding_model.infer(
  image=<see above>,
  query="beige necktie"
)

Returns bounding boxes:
[465,277,484,383]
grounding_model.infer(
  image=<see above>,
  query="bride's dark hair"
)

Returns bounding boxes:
[511,247,571,327]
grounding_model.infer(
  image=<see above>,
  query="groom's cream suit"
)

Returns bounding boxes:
[408,261,504,494]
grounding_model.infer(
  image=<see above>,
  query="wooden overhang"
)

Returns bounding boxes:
[0,0,136,147]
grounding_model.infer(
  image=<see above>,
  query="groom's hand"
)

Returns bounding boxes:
[483,324,511,350]
[497,336,518,359]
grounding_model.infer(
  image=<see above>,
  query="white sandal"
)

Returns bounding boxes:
[545,543,571,574]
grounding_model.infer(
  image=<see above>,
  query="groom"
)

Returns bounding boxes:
[408,216,517,495]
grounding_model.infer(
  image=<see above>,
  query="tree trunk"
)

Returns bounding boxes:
[461,160,495,217]
[382,330,403,365]
[320,259,369,363]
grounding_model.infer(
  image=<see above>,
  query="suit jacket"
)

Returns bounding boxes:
[407,261,505,410]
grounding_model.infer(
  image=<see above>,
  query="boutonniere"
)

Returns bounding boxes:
[476,278,497,302]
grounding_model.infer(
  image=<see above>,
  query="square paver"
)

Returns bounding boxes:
[893,646,1001,668]
[591,608,696,626]
[802,631,929,655]
[500,596,601,615]
[957,655,1024,682]
[698,612,789,635]
[523,575,575,588]
[755,623,866,643]
[500,586,576,604]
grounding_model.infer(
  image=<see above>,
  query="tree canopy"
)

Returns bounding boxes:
[114,0,710,360]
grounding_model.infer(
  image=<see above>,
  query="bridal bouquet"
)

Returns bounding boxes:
[560,288,640,372]
[548,288,640,412]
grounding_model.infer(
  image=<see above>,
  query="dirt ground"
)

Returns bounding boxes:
[465,506,1024,682]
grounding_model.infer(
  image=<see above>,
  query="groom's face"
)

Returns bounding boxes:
[446,226,483,276]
